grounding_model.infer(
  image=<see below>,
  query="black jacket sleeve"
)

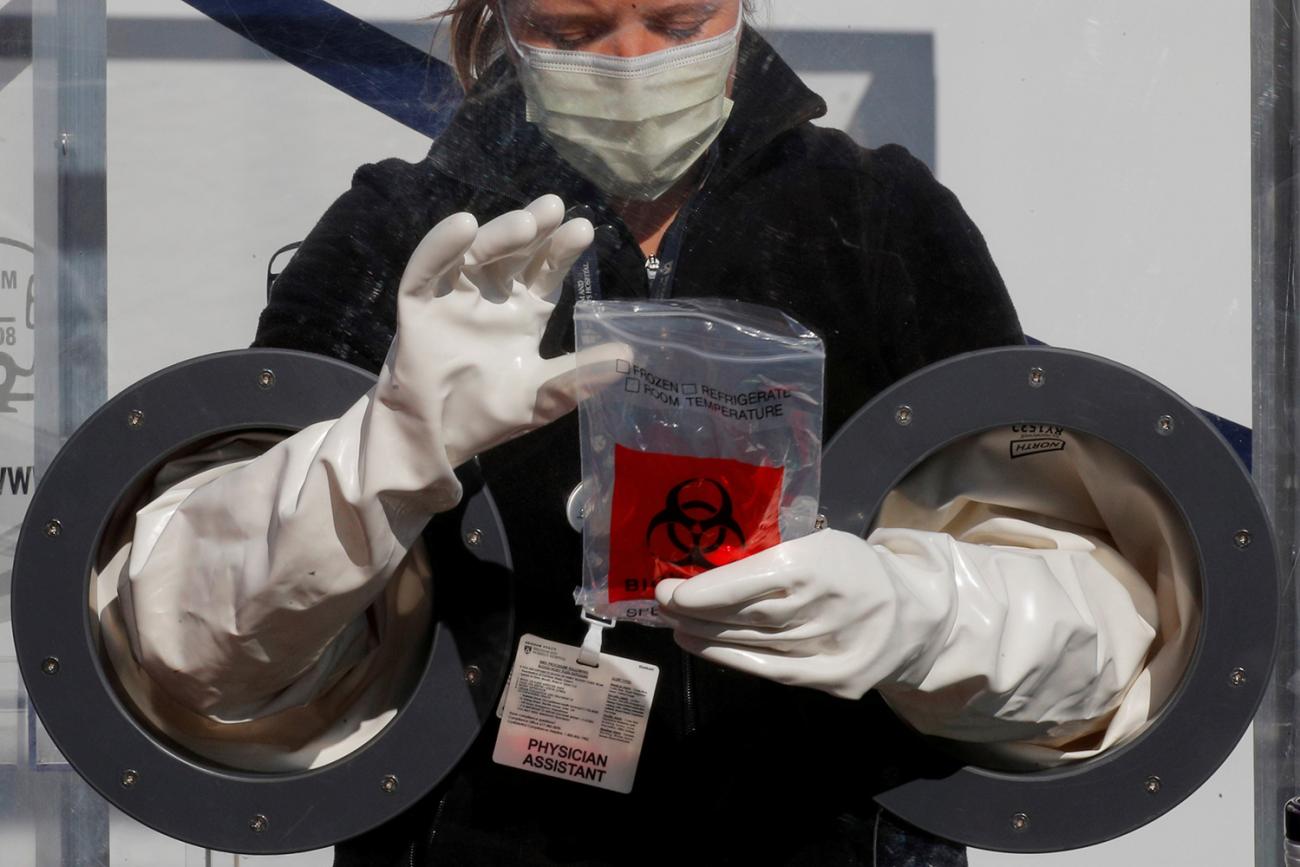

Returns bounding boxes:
[868,144,1024,380]
[252,158,438,375]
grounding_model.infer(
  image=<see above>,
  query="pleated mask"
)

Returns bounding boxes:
[513,18,741,201]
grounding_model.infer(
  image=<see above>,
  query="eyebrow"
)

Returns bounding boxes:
[523,11,609,29]
[644,3,721,21]
[521,3,722,36]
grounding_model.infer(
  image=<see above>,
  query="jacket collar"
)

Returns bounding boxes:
[426,27,828,206]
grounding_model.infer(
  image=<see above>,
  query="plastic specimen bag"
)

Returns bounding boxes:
[574,299,825,624]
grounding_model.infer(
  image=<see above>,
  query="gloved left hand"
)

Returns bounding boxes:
[654,525,1156,742]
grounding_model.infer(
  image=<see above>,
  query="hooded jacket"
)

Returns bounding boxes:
[253,28,1022,867]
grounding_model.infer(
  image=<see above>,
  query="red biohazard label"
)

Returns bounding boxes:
[607,445,784,603]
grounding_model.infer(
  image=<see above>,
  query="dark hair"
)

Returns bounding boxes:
[433,0,502,92]
[433,1,754,92]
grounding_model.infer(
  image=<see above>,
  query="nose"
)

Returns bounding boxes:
[602,26,668,58]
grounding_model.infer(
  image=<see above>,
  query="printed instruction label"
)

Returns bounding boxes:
[492,634,659,794]
[614,358,794,423]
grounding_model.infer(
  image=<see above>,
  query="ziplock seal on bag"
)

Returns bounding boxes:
[574,298,825,625]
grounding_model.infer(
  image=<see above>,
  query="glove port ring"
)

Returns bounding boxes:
[821,345,1277,853]
[11,349,514,854]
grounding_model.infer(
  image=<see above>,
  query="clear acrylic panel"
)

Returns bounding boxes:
[2,0,1263,864]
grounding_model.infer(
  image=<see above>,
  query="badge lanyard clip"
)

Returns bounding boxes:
[578,609,615,667]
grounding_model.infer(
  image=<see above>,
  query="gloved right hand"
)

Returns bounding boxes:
[373,194,614,513]
[118,195,610,720]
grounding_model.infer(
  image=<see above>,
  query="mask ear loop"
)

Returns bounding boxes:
[496,0,531,66]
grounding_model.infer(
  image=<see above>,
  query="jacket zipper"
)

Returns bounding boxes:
[682,650,697,735]
[643,190,707,737]
[638,253,701,737]
[411,791,450,866]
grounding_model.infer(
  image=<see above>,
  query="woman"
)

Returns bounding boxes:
[103,1,1173,864]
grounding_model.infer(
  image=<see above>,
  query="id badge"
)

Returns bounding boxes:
[492,633,659,794]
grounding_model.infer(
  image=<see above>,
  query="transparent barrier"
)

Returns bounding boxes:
[0,1,1258,864]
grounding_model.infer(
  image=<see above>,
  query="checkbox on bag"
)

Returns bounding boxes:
[616,359,632,374]
[624,378,641,393]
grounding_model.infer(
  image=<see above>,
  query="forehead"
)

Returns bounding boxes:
[510,0,726,16]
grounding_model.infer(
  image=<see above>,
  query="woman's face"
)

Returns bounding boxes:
[502,0,742,56]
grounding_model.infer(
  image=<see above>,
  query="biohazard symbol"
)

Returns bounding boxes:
[645,478,747,570]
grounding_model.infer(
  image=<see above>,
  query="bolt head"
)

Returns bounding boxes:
[465,529,483,547]
[814,514,828,530]
[44,520,61,538]
[127,409,144,429]
[121,769,139,788]
[249,814,268,833]
[1234,530,1252,549]
[41,657,59,675]
[1029,367,1046,387]
[464,665,482,686]
[381,775,399,794]
[1011,812,1029,832]
[1230,667,1247,687]
[895,405,913,426]
[257,369,275,389]
[1157,415,1174,435]
[1144,776,1161,794]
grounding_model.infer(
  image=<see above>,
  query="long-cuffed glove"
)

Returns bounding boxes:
[655,522,1157,745]
[120,194,622,721]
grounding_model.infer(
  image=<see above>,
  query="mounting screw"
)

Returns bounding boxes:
[127,409,144,429]
[381,774,399,794]
[41,657,59,675]
[1230,668,1247,687]
[1011,812,1029,832]
[464,665,482,686]
[249,814,268,833]
[257,369,275,390]
[58,132,70,155]
[1028,367,1046,387]
[1156,415,1174,435]
[1234,530,1252,549]
[814,514,827,530]
[1143,775,1161,795]
[465,529,483,547]
[45,520,61,538]
[895,405,913,426]
[121,769,139,788]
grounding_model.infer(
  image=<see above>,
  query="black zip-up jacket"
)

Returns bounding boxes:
[255,29,1023,867]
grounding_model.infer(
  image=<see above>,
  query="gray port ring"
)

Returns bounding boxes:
[12,348,514,854]
[820,345,1279,853]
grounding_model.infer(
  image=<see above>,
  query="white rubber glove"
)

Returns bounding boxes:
[122,195,621,721]
[655,523,1157,744]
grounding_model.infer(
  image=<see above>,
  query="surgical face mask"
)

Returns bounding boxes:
[509,17,741,201]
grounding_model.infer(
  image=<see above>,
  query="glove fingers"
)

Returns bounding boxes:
[673,634,797,682]
[659,553,794,611]
[527,341,632,423]
[528,353,579,423]
[399,212,478,299]
[525,340,631,421]
[655,586,804,628]
[666,611,826,647]
[516,195,570,287]
[525,194,567,238]
[531,217,595,304]
[573,341,634,390]
[465,209,540,266]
